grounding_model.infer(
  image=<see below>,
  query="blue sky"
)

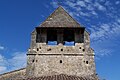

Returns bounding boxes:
[0,0,120,80]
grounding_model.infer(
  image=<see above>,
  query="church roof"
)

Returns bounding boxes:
[26,74,98,80]
[39,6,82,28]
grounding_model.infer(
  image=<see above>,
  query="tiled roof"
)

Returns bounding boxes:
[26,74,98,80]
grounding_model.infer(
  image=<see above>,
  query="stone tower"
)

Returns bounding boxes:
[26,6,97,78]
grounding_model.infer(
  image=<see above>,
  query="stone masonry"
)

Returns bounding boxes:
[0,6,98,80]
[26,6,96,78]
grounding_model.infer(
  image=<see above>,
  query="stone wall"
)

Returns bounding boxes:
[27,28,96,78]
[28,43,85,54]
[27,54,95,77]
[0,68,26,80]
[26,6,97,78]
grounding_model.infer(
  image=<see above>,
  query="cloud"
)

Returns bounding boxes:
[95,49,112,57]
[0,52,26,74]
[117,19,120,23]
[50,0,120,58]
[86,5,94,11]
[0,54,4,62]
[79,11,90,17]
[0,54,7,66]
[8,52,27,70]
[0,54,7,74]
[64,0,107,16]
[65,1,76,8]
[94,2,106,11]
[51,0,59,8]
[77,1,86,7]
[51,0,120,40]
[94,48,112,60]
[115,1,120,5]
[90,22,120,42]
[90,24,109,40]
[91,11,97,15]
[84,0,92,3]
[0,46,4,50]
[60,0,120,57]
[0,66,7,73]
[51,2,58,8]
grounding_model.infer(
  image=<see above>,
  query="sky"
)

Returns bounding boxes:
[0,0,120,80]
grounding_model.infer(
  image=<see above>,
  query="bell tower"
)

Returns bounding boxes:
[26,6,96,78]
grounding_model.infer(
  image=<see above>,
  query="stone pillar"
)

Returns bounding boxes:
[30,30,37,49]
[75,30,81,43]
[84,31,90,52]
[40,29,47,44]
[57,29,63,45]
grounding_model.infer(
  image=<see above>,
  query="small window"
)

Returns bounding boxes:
[60,60,62,63]
[36,60,38,62]
[47,48,51,51]
[83,49,85,51]
[40,47,41,49]
[61,49,63,51]
[32,60,34,63]
[37,48,39,51]
[79,47,81,49]
[86,61,88,64]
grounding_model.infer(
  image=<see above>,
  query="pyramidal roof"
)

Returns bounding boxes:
[39,6,81,27]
